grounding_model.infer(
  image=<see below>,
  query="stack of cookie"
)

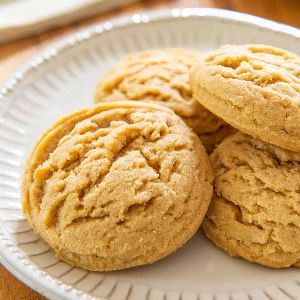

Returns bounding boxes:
[22,44,300,272]
[190,44,300,268]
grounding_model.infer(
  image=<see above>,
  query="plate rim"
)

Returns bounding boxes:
[0,8,300,300]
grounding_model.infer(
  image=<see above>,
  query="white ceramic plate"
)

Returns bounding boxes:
[0,8,300,300]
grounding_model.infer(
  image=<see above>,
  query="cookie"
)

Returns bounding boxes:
[203,132,300,268]
[190,44,300,152]
[94,49,231,152]
[22,101,213,271]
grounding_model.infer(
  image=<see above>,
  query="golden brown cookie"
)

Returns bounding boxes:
[190,44,300,152]
[94,49,230,152]
[203,132,300,268]
[22,101,213,271]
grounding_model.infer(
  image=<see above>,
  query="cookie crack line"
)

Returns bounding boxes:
[39,126,144,228]
[65,149,164,229]
[211,64,300,94]
[215,150,300,228]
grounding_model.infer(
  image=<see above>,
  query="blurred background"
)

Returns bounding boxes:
[1,0,300,85]
[0,0,300,299]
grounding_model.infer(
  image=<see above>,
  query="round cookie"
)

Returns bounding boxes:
[22,101,213,271]
[94,49,231,152]
[190,44,300,152]
[203,132,300,268]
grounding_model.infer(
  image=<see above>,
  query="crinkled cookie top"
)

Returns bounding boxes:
[95,49,224,134]
[23,102,213,271]
[204,44,300,90]
[204,132,300,268]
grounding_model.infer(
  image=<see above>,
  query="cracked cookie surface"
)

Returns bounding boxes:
[22,101,213,271]
[94,49,231,152]
[190,44,300,152]
[203,132,300,268]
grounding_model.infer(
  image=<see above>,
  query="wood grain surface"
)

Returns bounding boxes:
[0,0,300,299]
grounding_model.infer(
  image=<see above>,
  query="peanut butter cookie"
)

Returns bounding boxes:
[94,49,231,152]
[190,44,300,152]
[203,132,300,268]
[22,102,213,271]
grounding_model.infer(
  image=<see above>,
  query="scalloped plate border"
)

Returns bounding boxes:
[0,8,300,300]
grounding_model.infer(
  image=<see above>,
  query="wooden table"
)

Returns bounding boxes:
[0,0,299,299]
